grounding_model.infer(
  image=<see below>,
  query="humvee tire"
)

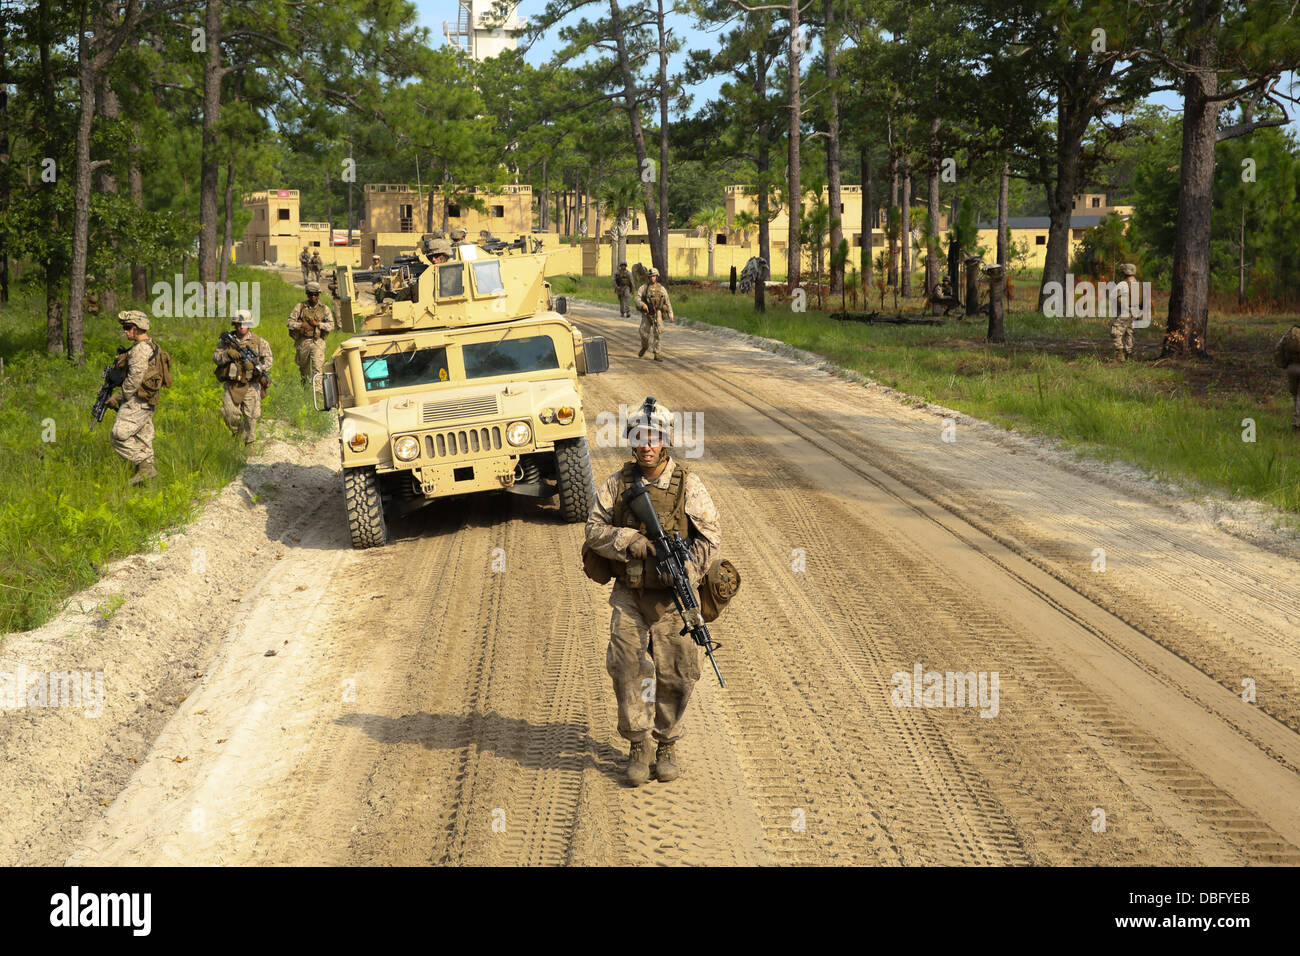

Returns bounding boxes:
[344,466,388,548]
[554,437,595,523]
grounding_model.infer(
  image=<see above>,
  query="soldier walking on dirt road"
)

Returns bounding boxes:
[585,398,720,786]
[614,262,634,317]
[636,268,674,361]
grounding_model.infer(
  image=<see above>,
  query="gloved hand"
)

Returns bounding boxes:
[626,533,656,560]
[106,394,122,411]
[225,347,242,362]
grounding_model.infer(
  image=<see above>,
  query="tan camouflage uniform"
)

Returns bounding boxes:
[287,299,335,382]
[637,282,673,358]
[614,266,634,317]
[1275,326,1300,430]
[586,458,720,745]
[213,332,272,443]
[1110,273,1140,360]
[299,249,311,285]
[111,339,156,467]
[309,251,323,283]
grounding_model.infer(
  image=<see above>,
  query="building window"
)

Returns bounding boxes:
[1072,229,1084,240]
[716,233,726,245]
[277,208,289,220]
[1035,235,1046,245]
[448,203,461,218]
[853,235,862,247]
[872,234,884,247]
[400,204,413,233]
[1091,197,1101,207]
[257,209,264,220]
[491,205,504,218]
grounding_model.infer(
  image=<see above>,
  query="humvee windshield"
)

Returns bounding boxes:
[463,335,559,379]
[363,346,450,390]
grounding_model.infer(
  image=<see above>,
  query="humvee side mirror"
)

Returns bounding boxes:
[314,370,338,411]
[582,337,609,374]
[555,295,568,315]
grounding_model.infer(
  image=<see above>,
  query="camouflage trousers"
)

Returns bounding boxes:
[1109,316,1134,356]
[295,337,326,382]
[221,383,263,443]
[639,311,662,357]
[607,582,702,744]
[111,398,155,466]
[301,265,310,286]
[616,288,633,317]
[1286,364,1300,428]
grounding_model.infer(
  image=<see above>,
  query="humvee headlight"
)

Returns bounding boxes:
[556,406,576,425]
[347,432,368,452]
[394,436,420,461]
[506,421,532,447]
[539,407,556,424]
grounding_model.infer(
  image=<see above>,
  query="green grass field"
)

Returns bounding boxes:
[551,274,1300,519]
[0,267,334,632]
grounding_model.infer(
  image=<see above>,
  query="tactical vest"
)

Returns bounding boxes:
[643,285,670,312]
[612,459,690,537]
[295,303,329,339]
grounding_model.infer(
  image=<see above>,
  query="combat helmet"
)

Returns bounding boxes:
[118,309,150,331]
[232,308,255,328]
[626,396,673,449]
[306,281,321,294]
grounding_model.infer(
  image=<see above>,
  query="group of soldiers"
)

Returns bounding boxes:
[299,246,324,285]
[613,262,675,362]
[100,279,335,483]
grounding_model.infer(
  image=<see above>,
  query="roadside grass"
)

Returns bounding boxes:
[0,266,335,633]
[553,275,1300,519]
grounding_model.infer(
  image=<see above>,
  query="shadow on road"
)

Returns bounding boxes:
[335,710,625,784]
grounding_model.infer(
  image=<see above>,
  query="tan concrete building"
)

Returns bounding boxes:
[236,189,359,267]
[360,183,532,254]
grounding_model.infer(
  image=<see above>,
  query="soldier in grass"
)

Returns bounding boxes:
[1111,262,1140,363]
[1274,324,1300,432]
[105,310,161,485]
[635,267,675,361]
[309,249,324,283]
[585,398,720,787]
[299,247,311,285]
[214,309,272,447]
[287,281,335,384]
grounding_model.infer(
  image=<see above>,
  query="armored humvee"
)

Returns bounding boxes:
[317,240,609,548]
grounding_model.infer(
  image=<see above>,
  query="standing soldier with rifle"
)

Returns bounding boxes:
[102,310,162,485]
[309,249,324,284]
[585,397,721,787]
[287,280,335,384]
[299,246,311,285]
[636,267,674,361]
[614,261,634,317]
[213,309,273,448]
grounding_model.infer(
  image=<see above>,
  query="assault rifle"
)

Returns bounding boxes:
[621,472,725,687]
[91,346,130,425]
[219,331,272,390]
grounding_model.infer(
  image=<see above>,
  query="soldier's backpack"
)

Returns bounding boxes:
[137,342,173,406]
[1274,326,1300,369]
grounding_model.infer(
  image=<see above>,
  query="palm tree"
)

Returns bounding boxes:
[690,205,729,278]
[733,210,758,247]
[602,176,643,276]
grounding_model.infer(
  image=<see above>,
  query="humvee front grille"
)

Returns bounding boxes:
[422,395,500,424]
[425,426,503,460]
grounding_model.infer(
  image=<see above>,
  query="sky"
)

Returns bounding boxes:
[412,2,1299,151]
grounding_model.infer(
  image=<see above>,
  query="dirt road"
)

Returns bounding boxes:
[5,300,1299,866]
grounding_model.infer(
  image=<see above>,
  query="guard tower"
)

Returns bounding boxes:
[443,0,525,61]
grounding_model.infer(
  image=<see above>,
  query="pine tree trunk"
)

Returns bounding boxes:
[861,143,873,295]
[1162,0,1220,358]
[96,70,121,312]
[220,159,234,284]
[609,0,664,276]
[39,0,62,350]
[900,162,912,297]
[656,0,670,277]
[825,0,842,295]
[1037,98,1087,310]
[198,0,223,284]
[926,118,940,298]
[997,160,1009,266]
[887,151,898,288]
[786,0,802,287]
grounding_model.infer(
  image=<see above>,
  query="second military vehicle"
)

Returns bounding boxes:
[318,238,608,548]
